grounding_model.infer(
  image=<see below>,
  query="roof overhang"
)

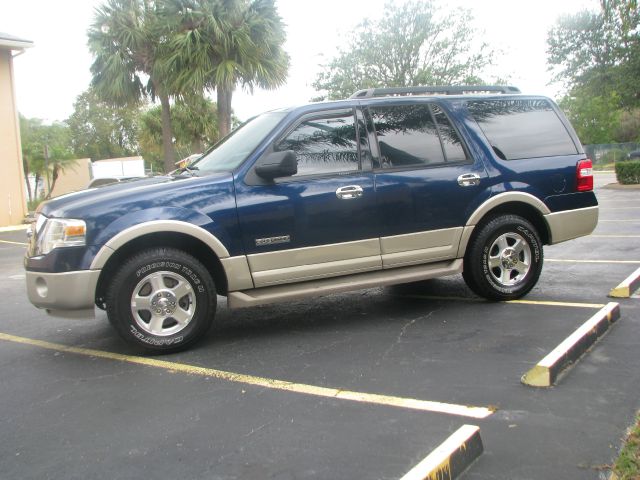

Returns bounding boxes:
[0,33,34,52]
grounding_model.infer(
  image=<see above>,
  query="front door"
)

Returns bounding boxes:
[235,108,381,288]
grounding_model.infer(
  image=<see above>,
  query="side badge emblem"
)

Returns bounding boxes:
[255,235,291,247]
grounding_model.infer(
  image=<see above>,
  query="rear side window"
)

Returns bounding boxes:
[370,104,468,169]
[467,99,578,160]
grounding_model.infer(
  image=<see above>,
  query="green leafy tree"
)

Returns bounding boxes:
[67,88,140,160]
[138,95,221,169]
[20,117,76,201]
[88,0,178,172]
[548,0,640,143]
[615,108,640,143]
[161,0,289,137]
[559,89,622,144]
[312,0,495,101]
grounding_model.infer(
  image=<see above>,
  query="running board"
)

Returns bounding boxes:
[227,259,463,309]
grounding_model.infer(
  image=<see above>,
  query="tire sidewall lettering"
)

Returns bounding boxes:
[129,325,185,346]
[128,263,203,344]
[107,248,216,352]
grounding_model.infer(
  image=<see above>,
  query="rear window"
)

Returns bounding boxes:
[467,99,578,160]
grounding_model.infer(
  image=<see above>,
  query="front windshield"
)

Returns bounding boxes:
[192,112,287,173]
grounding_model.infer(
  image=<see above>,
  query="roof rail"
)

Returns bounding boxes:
[349,85,521,99]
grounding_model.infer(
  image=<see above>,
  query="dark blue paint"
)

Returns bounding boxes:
[26,94,598,275]
[235,173,378,255]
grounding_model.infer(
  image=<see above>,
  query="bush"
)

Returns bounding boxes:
[616,160,640,185]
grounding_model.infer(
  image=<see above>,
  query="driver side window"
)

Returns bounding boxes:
[276,111,360,177]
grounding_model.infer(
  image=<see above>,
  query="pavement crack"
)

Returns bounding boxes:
[243,420,273,438]
[377,310,436,364]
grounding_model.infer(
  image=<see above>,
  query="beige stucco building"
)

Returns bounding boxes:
[0,33,33,227]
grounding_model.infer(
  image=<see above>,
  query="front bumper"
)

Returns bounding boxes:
[26,270,100,319]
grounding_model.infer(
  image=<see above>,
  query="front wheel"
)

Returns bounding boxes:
[106,247,216,353]
[463,215,543,301]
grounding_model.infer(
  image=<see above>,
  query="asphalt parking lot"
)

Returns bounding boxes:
[1,172,639,480]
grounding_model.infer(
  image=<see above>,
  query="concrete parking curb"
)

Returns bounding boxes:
[609,266,640,298]
[521,302,620,387]
[399,425,483,480]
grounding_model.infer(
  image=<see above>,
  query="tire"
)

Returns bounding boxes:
[106,247,216,353]
[463,214,543,301]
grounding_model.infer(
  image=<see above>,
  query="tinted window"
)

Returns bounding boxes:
[371,105,444,168]
[276,111,359,176]
[194,112,286,172]
[431,105,468,163]
[467,99,578,160]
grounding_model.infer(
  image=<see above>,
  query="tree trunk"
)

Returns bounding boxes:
[22,155,32,203]
[217,87,233,139]
[45,165,60,200]
[158,91,177,173]
[34,174,40,199]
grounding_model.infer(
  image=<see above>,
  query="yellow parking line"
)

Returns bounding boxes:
[0,240,28,246]
[506,299,604,309]
[396,294,602,309]
[590,235,640,238]
[547,259,640,264]
[0,332,494,419]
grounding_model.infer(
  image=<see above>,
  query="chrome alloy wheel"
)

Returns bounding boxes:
[487,232,532,287]
[130,271,196,336]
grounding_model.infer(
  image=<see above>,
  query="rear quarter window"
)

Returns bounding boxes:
[467,99,578,160]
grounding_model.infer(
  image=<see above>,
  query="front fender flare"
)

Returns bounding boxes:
[90,220,230,270]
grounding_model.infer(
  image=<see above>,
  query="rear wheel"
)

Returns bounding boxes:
[106,247,216,353]
[463,215,543,301]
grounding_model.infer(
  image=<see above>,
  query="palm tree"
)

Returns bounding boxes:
[162,0,289,137]
[88,0,177,172]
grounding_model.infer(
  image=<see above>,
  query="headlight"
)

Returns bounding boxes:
[33,217,87,256]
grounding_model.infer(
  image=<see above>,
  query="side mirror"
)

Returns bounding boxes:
[255,150,297,179]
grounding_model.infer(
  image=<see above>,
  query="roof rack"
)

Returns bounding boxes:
[349,85,521,99]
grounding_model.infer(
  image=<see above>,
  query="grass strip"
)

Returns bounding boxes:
[612,413,640,480]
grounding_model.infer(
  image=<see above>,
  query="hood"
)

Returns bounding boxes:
[39,176,171,216]
[39,173,232,219]
[38,172,237,246]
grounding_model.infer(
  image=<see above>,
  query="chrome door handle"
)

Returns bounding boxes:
[457,173,481,187]
[336,185,364,200]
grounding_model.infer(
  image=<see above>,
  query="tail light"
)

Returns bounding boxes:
[576,159,593,192]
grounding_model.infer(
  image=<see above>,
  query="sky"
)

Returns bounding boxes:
[1,0,599,124]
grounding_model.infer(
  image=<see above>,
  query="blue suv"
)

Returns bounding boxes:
[25,86,598,352]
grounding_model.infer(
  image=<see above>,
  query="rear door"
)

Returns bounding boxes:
[235,108,381,288]
[367,101,489,268]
